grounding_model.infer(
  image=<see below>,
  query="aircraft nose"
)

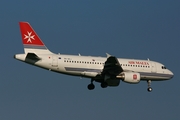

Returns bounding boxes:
[168,70,174,79]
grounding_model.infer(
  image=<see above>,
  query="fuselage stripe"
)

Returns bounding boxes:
[65,67,101,73]
[24,45,47,49]
[64,67,173,78]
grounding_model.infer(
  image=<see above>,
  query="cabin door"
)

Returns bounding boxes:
[52,55,58,67]
[151,62,156,73]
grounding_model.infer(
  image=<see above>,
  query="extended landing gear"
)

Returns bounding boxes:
[147,87,153,92]
[87,79,95,90]
[101,82,108,88]
[87,79,108,90]
[147,80,153,92]
[87,83,95,90]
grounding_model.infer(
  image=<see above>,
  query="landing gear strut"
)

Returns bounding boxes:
[147,80,153,92]
[87,79,95,90]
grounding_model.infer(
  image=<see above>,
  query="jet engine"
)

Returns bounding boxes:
[117,72,140,84]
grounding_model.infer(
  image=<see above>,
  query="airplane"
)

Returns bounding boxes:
[14,22,174,92]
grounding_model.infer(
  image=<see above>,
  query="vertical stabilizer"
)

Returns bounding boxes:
[19,22,52,54]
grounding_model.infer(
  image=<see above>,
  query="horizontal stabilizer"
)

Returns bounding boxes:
[26,53,41,61]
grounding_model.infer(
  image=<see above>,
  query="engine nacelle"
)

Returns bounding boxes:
[121,72,140,84]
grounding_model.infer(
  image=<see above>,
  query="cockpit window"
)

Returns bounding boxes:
[162,66,167,69]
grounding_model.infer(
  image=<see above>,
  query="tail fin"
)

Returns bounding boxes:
[19,22,52,54]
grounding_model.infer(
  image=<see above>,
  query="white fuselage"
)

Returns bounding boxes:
[14,53,174,81]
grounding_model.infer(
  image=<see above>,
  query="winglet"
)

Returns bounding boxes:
[106,53,111,58]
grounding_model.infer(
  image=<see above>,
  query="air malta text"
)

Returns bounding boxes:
[128,61,149,65]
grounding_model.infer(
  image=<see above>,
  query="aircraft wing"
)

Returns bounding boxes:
[102,55,123,76]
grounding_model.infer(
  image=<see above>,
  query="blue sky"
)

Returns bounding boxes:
[0,0,180,120]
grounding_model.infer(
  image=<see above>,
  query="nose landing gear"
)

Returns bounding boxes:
[147,80,153,92]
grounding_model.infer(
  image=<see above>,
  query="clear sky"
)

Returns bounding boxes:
[0,0,179,120]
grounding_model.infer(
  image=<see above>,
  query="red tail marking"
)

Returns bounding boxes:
[19,22,44,46]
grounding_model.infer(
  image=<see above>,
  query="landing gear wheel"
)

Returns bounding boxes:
[147,80,152,92]
[87,84,95,90]
[101,82,108,88]
[147,87,153,92]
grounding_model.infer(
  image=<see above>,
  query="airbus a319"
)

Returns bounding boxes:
[14,22,174,92]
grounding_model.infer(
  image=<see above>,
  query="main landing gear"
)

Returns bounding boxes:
[87,79,95,90]
[100,82,108,88]
[87,79,108,90]
[147,80,153,92]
